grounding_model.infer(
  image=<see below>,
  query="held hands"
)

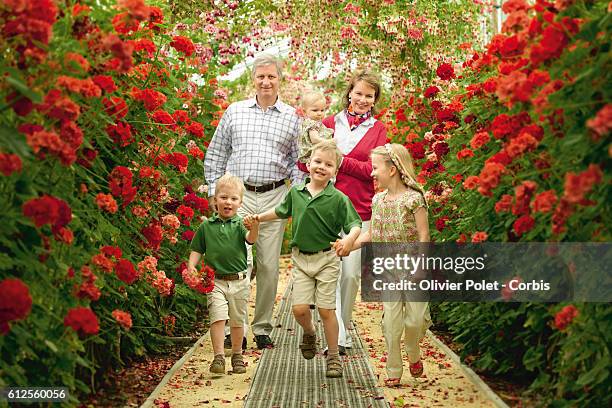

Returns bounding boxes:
[243,214,260,230]
[331,237,354,257]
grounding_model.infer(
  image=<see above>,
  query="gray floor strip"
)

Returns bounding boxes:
[244,280,388,408]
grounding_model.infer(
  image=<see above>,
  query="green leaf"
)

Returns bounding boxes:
[5,76,43,103]
[0,126,32,157]
[44,339,59,353]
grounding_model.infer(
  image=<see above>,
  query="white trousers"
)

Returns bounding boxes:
[382,301,431,379]
[335,220,370,347]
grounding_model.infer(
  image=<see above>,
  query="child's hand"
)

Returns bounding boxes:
[243,215,260,230]
[332,238,353,257]
[187,264,197,275]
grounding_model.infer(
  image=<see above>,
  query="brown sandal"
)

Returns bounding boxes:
[231,353,246,374]
[299,333,317,360]
[326,354,343,378]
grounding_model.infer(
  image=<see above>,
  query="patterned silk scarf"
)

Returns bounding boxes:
[345,105,371,131]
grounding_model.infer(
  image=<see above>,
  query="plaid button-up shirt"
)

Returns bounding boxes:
[204,97,303,195]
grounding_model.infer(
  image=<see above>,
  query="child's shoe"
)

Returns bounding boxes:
[231,353,246,374]
[409,360,423,377]
[325,354,343,378]
[299,333,317,360]
[209,354,225,374]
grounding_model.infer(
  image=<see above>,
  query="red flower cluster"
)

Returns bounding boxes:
[471,231,488,243]
[181,264,215,294]
[2,0,58,63]
[0,278,32,335]
[95,193,118,214]
[103,96,129,119]
[106,122,134,147]
[176,205,195,226]
[22,195,72,234]
[161,152,189,173]
[183,192,208,214]
[554,305,578,331]
[109,166,137,206]
[424,86,440,98]
[103,34,134,73]
[64,307,99,335]
[495,194,513,213]
[132,88,167,111]
[170,36,196,57]
[436,63,455,80]
[562,164,602,204]
[92,75,117,93]
[36,89,80,122]
[586,104,612,140]
[114,259,138,285]
[470,131,490,150]
[512,180,537,216]
[142,221,163,250]
[185,122,204,138]
[112,309,133,330]
[477,162,505,196]
[513,214,535,237]
[0,152,22,176]
[74,265,100,301]
[56,76,101,98]
[532,190,557,213]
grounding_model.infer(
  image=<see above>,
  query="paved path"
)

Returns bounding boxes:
[147,256,503,407]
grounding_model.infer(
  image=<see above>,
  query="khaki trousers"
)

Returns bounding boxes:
[382,301,432,379]
[238,185,288,336]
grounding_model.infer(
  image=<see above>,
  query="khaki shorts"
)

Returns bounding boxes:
[207,273,249,327]
[291,248,340,309]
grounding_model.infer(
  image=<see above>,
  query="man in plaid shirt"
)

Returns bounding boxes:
[204,54,303,350]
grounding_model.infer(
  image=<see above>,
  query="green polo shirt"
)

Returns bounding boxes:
[275,178,362,252]
[190,214,248,275]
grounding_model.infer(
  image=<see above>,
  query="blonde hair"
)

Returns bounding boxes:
[342,69,382,114]
[371,144,426,198]
[301,90,326,108]
[311,139,342,169]
[215,173,245,198]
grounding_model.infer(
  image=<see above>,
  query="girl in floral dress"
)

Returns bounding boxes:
[352,143,432,386]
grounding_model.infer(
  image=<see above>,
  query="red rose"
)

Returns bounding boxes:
[513,214,535,237]
[436,63,455,80]
[0,278,32,334]
[114,259,138,284]
[64,307,99,335]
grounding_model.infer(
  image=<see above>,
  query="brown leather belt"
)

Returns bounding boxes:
[244,179,285,193]
[216,272,247,281]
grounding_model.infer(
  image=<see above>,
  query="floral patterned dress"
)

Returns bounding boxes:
[370,188,426,243]
[370,188,432,378]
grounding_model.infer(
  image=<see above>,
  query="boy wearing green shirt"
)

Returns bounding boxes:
[188,174,259,375]
[248,140,361,378]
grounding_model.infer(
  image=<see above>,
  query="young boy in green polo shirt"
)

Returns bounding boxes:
[247,139,361,378]
[188,173,259,375]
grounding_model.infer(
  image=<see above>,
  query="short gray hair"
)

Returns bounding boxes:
[251,54,283,79]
